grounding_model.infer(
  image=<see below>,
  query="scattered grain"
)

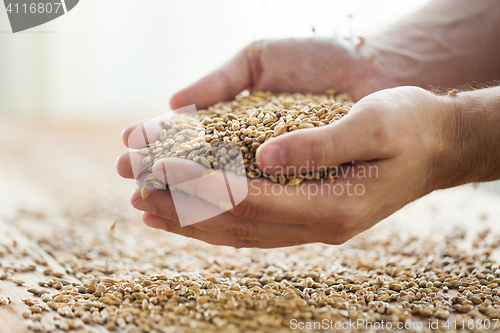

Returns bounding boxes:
[141,186,149,201]
[13,279,25,286]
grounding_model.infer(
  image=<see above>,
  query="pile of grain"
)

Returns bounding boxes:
[1,199,500,332]
[138,90,352,193]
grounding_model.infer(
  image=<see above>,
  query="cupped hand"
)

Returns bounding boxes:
[170,38,397,110]
[118,86,455,248]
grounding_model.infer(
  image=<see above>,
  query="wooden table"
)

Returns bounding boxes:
[0,117,136,332]
[1,117,500,332]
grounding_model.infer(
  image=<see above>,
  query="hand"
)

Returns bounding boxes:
[169,38,397,110]
[118,86,455,248]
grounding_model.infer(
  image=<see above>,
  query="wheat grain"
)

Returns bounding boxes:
[135,91,352,188]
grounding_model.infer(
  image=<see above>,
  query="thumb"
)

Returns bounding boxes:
[255,111,386,175]
[169,42,263,111]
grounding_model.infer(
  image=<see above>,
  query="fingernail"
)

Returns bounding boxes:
[260,144,287,168]
[152,160,163,175]
[152,160,171,183]
[132,198,156,214]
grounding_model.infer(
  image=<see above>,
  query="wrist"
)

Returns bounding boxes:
[439,87,500,188]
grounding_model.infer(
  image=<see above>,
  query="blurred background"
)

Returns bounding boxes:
[0,0,433,121]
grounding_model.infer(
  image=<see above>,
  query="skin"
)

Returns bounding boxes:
[116,0,500,248]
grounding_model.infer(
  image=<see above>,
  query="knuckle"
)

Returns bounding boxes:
[161,210,178,223]
[306,132,330,168]
[232,199,260,220]
[183,227,197,239]
[372,125,397,155]
[354,102,394,149]
[223,220,254,240]
[320,234,351,245]
[317,216,354,237]
[246,39,267,54]
[233,239,255,249]
[215,70,234,99]
[316,226,353,245]
[368,117,392,148]
[334,215,355,231]
[371,127,388,144]
[244,40,266,86]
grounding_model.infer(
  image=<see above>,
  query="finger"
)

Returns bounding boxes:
[116,152,147,179]
[152,158,248,208]
[152,151,379,226]
[170,42,262,110]
[189,215,312,242]
[135,165,378,246]
[132,179,236,227]
[134,185,316,242]
[130,186,158,215]
[122,119,163,149]
[116,153,133,179]
[121,120,146,147]
[149,158,364,224]
[255,106,394,175]
[152,160,363,225]
[142,213,305,249]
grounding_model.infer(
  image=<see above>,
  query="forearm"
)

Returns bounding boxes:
[443,86,500,188]
[363,0,500,89]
